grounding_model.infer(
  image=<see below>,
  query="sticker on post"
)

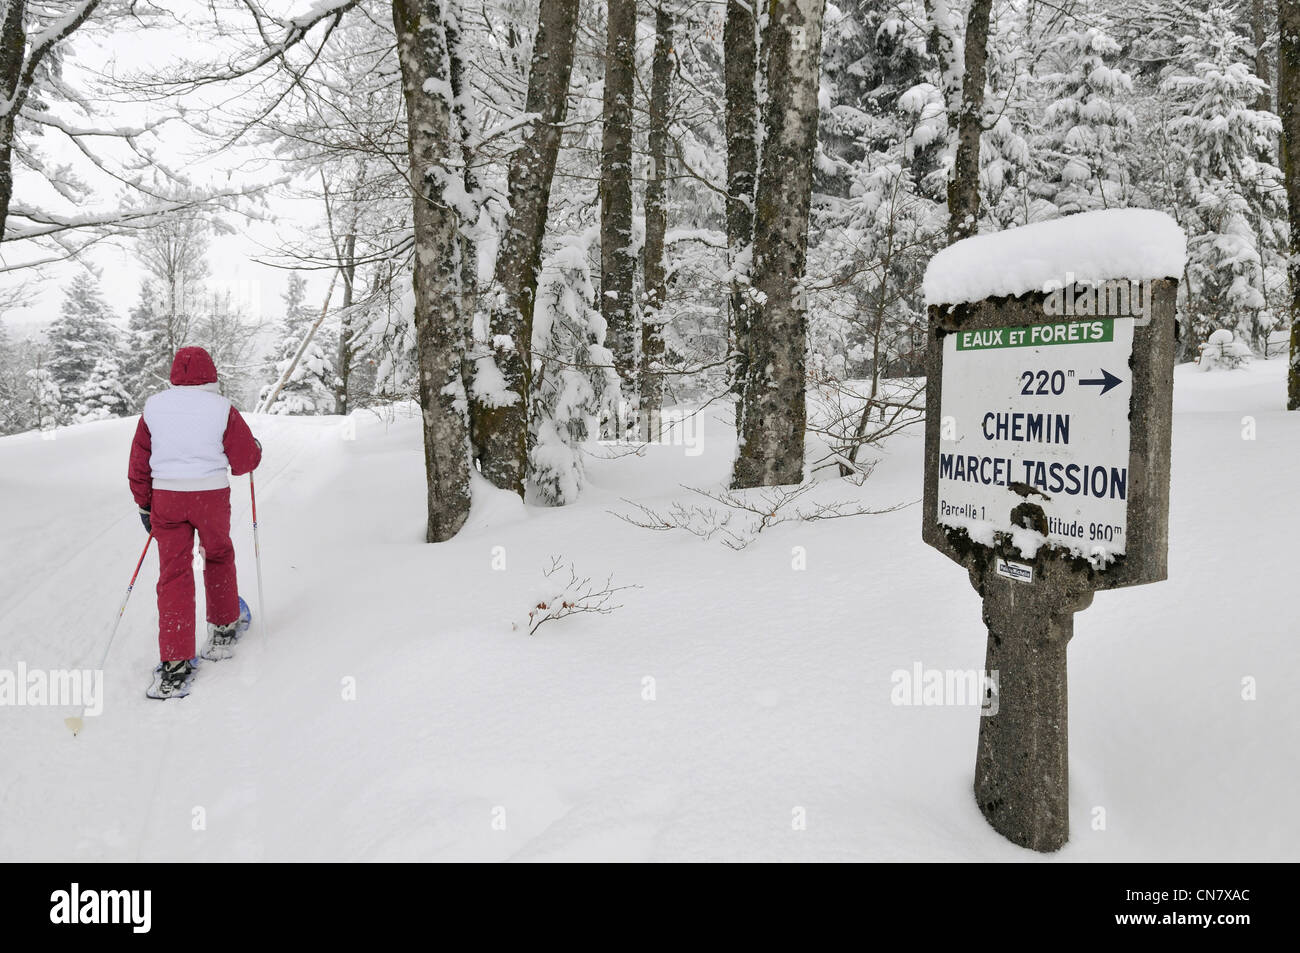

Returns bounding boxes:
[995,558,1034,584]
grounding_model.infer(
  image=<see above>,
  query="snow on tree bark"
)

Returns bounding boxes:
[393,0,472,542]
[601,0,638,420]
[1281,0,1300,409]
[731,0,825,490]
[472,0,581,498]
[1255,0,1275,113]
[640,1,672,442]
[0,0,27,241]
[445,0,482,451]
[946,0,992,243]
[724,0,760,412]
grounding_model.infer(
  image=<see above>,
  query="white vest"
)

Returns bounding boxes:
[143,384,233,492]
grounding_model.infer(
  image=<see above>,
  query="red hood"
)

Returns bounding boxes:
[170,347,218,386]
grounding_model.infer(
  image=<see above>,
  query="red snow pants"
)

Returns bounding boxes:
[152,487,239,661]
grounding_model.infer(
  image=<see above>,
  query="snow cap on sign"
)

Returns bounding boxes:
[923,209,1186,306]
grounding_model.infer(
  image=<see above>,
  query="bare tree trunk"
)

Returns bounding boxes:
[602,0,638,428]
[1280,0,1300,409]
[1256,0,1275,112]
[946,0,993,243]
[472,0,581,497]
[393,0,472,541]
[724,0,760,412]
[640,1,672,442]
[446,2,481,455]
[0,0,26,241]
[731,0,825,490]
[335,231,357,415]
[320,171,360,416]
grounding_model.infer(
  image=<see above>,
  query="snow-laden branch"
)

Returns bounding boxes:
[2,179,283,242]
[1,0,103,120]
[153,0,363,91]
[21,108,153,138]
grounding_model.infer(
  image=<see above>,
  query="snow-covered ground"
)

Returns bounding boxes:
[1,359,1296,861]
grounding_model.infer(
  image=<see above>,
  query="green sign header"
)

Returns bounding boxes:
[955,319,1114,351]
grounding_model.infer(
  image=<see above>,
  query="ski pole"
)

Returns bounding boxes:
[67,532,154,736]
[251,470,266,638]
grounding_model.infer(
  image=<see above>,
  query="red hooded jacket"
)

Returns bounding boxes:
[128,347,261,510]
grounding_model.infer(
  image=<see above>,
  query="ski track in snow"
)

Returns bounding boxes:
[0,364,1297,861]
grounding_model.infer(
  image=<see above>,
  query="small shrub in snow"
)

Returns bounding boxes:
[521,557,638,635]
[1198,329,1252,371]
[806,375,925,477]
[615,481,908,550]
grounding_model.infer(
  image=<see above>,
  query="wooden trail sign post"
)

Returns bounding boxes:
[922,269,1177,852]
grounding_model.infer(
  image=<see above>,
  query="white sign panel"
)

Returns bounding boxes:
[937,318,1135,557]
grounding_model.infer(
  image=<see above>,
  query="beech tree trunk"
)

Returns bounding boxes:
[724,0,760,412]
[447,2,481,454]
[601,0,638,429]
[731,0,825,489]
[0,0,26,242]
[393,0,472,541]
[946,0,993,243]
[1255,0,1275,113]
[640,2,672,442]
[472,0,581,496]
[1280,0,1300,409]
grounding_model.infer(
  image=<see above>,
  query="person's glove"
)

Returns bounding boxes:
[139,507,152,534]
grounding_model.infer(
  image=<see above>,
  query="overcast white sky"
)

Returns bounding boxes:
[0,2,341,336]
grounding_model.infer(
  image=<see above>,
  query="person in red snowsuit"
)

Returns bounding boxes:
[127,347,261,689]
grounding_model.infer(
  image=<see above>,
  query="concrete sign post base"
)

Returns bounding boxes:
[970,561,1094,852]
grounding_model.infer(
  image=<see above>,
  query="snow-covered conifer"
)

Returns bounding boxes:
[1161,2,1284,351]
[260,273,337,415]
[45,272,119,413]
[1037,27,1136,215]
[529,243,619,505]
[74,357,132,422]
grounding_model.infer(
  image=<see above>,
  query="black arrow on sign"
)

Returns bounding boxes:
[1078,368,1122,395]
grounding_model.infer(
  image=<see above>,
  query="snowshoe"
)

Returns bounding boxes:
[146,658,198,700]
[201,597,251,661]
